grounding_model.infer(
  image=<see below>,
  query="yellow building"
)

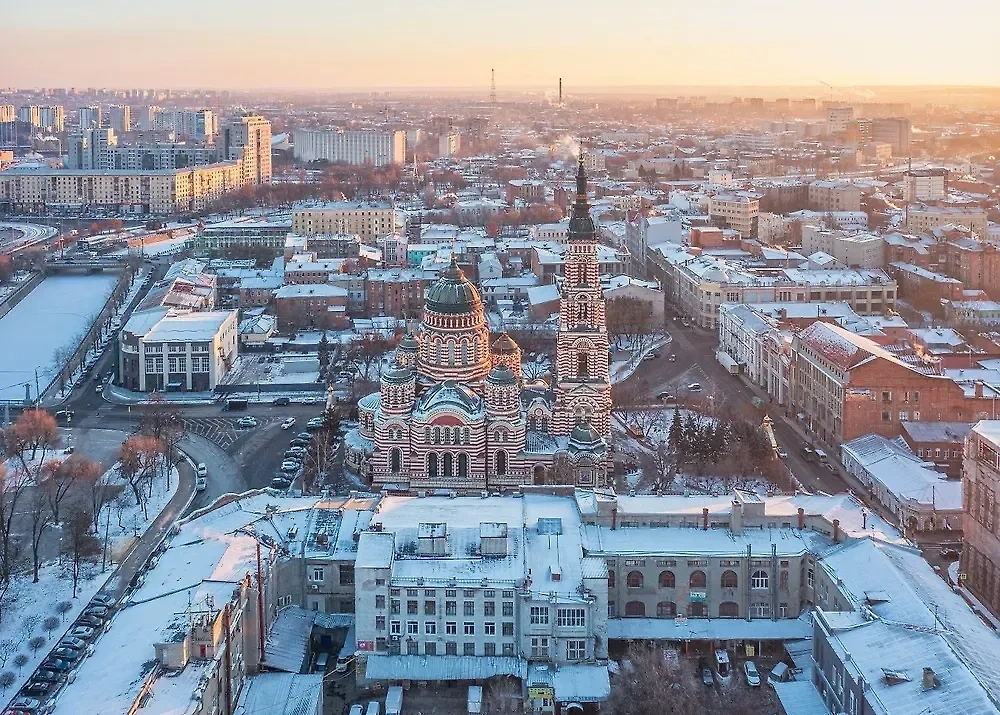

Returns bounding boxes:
[292,200,403,241]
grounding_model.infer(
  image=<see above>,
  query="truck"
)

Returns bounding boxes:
[716,350,741,375]
[222,398,248,411]
[385,686,403,715]
[467,685,483,714]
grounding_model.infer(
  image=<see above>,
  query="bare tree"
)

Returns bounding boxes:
[61,504,100,599]
[346,332,391,387]
[302,430,339,495]
[26,484,52,582]
[43,616,59,639]
[482,678,523,714]
[27,636,45,655]
[118,435,162,519]
[0,463,31,620]
[0,671,13,694]
[56,600,73,621]
[13,654,28,672]
[8,408,60,466]
[0,640,13,668]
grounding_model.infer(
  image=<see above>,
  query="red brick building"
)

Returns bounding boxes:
[364,268,435,319]
[899,421,971,478]
[505,179,545,205]
[274,283,349,330]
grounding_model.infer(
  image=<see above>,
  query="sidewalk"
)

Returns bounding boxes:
[103,382,218,406]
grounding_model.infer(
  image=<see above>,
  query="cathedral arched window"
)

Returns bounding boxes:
[390,448,401,473]
[443,453,454,477]
[461,340,469,366]
[424,427,431,442]
[448,342,456,366]
[577,353,589,379]
[458,453,469,478]
[496,450,507,476]
[427,452,438,478]
[433,426,441,444]
[462,428,469,444]
[474,335,481,358]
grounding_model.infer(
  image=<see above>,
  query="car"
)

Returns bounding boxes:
[643,352,657,361]
[58,637,87,651]
[286,445,307,455]
[280,462,301,473]
[687,383,703,392]
[302,395,320,405]
[42,657,74,672]
[668,354,677,362]
[51,647,84,662]
[306,422,324,432]
[76,614,105,629]
[8,697,42,713]
[939,547,960,560]
[54,410,74,421]
[825,462,837,473]
[699,659,714,686]
[95,384,103,394]
[84,605,110,619]
[295,432,311,441]
[777,450,788,459]
[91,593,117,609]
[92,373,103,382]
[196,463,208,478]
[744,660,761,687]
[290,438,310,448]
[32,670,62,683]
[236,416,258,428]
[62,446,75,455]
[281,417,296,430]
[69,626,95,640]
[20,682,54,697]
[273,397,291,406]
[270,477,292,490]
[656,391,675,402]
[349,706,364,715]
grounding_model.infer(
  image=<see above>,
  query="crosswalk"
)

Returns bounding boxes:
[183,417,274,450]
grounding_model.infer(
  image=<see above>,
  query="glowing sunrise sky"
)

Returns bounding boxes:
[8,0,1000,89]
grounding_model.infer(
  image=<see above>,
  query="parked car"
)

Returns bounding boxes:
[280,462,301,473]
[91,593,117,609]
[668,354,677,362]
[296,432,312,441]
[7,696,43,713]
[744,660,761,687]
[85,605,110,618]
[699,659,714,686]
[939,547,960,560]
[20,682,54,697]
[51,647,84,662]
[76,614,105,629]
[776,450,789,459]
[42,657,75,672]
[286,445,307,455]
[687,382,703,392]
[281,417,296,430]
[69,626,95,640]
[290,438,310,448]
[657,392,675,402]
[32,670,62,683]
[270,477,292,490]
[58,637,87,651]
[236,416,258,428]
[302,395,320,405]
[273,397,291,406]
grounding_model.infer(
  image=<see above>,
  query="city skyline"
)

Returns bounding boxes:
[9,0,1000,89]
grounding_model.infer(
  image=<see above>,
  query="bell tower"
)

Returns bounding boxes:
[551,155,611,437]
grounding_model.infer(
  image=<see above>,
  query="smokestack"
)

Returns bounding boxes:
[833,519,841,543]
[797,507,805,530]
[702,508,709,530]
[611,508,617,531]
[559,77,563,105]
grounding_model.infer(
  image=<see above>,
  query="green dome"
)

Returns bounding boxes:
[381,361,413,385]
[487,364,518,386]
[398,332,420,353]
[568,420,605,455]
[425,259,482,315]
[491,332,519,354]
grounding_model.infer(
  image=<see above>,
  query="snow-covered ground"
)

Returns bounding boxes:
[0,464,179,711]
[108,235,189,258]
[0,271,34,304]
[610,333,671,384]
[0,274,119,401]
[221,353,322,386]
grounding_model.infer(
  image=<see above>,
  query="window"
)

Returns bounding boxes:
[530,637,549,659]
[751,571,769,589]
[464,601,475,616]
[446,622,457,635]
[566,640,587,661]
[557,608,586,627]
[425,622,436,635]
[464,641,476,656]
[807,569,815,588]
[376,616,385,631]
[779,570,789,591]
[446,589,457,598]
[375,595,385,609]
[577,352,589,378]
[721,570,738,589]
[689,570,706,588]
[658,570,675,588]
[881,391,892,403]
[750,602,771,617]
[483,622,497,636]
[689,602,706,617]
[407,640,418,655]
[309,567,324,582]
[899,411,908,422]
[425,641,436,655]
[443,452,454,477]
[881,411,891,422]
[502,643,516,657]
[390,621,401,635]
[390,600,400,615]
[390,448,401,473]
[484,642,496,656]
[503,602,514,617]
[424,601,435,615]
[424,589,436,597]
[406,621,418,635]
[779,603,788,618]
[458,453,469,477]
[913,391,920,403]
[446,601,457,616]
[719,601,739,617]
[496,450,507,475]
[608,601,616,618]
[626,571,643,588]
[608,570,615,588]
[480,601,494,617]
[407,601,418,615]
[624,601,645,617]
[445,642,457,656]
[502,622,514,636]
[656,601,676,618]
[428,452,438,477]
[530,606,549,625]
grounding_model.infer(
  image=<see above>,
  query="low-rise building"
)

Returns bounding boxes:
[962,421,1000,624]
[907,205,989,238]
[195,218,293,255]
[801,225,884,268]
[274,283,349,330]
[364,268,436,318]
[708,192,759,237]
[899,421,971,478]
[293,201,404,242]
[807,180,863,212]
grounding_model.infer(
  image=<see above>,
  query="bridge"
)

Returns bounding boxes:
[45,259,128,274]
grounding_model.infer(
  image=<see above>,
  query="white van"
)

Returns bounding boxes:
[714,649,731,680]
[467,685,483,714]
[365,702,380,715]
[195,463,208,491]
[385,686,403,715]
[349,706,363,715]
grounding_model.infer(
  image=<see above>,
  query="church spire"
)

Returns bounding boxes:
[568,152,596,242]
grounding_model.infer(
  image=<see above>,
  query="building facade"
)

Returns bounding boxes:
[962,422,1000,622]
[292,201,403,241]
[293,129,406,166]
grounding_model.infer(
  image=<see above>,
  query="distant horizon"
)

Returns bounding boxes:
[9,0,1000,90]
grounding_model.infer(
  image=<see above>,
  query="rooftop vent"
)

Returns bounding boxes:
[417,522,448,556]
[881,669,911,686]
[922,667,941,691]
[538,517,563,535]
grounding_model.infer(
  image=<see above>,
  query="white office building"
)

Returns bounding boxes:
[294,129,406,166]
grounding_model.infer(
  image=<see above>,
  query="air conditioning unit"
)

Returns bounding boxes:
[309,584,320,591]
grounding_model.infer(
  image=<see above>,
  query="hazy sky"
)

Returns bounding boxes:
[9,0,1000,89]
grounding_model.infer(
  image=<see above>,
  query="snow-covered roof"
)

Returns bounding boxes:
[263,606,316,673]
[607,613,812,642]
[364,654,526,681]
[274,284,348,299]
[142,309,237,343]
[234,673,323,715]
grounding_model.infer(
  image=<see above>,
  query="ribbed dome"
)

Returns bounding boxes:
[425,259,481,315]
[568,420,605,455]
[381,361,413,384]
[491,332,519,355]
[486,364,518,386]
[398,332,420,353]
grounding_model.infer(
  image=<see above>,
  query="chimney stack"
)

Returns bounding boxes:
[797,507,805,530]
[559,78,563,105]
[975,380,984,398]
[832,518,841,543]
[731,500,743,535]
[703,508,709,530]
[611,507,617,531]
[922,667,940,690]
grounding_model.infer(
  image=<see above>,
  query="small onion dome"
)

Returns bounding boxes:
[486,364,518,386]
[491,332,519,355]
[424,258,481,314]
[568,420,605,455]
[398,332,420,353]
[381,361,413,385]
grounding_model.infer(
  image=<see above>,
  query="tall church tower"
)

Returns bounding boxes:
[551,156,612,437]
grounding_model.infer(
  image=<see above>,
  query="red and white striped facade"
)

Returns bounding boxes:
[348,158,611,493]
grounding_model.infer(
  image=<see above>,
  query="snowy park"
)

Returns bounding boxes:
[0,274,119,401]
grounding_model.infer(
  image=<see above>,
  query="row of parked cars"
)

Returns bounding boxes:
[269,417,340,491]
[4,593,117,714]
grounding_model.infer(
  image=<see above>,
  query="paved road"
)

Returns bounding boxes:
[626,319,847,494]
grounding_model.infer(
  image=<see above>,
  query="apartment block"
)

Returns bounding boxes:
[961,421,1000,622]
[903,168,947,202]
[708,192,759,237]
[293,128,406,166]
[907,205,989,238]
[808,180,863,212]
[801,225,884,268]
[220,113,272,184]
[293,201,402,242]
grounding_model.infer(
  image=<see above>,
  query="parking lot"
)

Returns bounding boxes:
[182,416,276,449]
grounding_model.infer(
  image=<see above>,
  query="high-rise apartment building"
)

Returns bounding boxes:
[134,105,159,131]
[219,114,271,184]
[154,108,217,137]
[39,105,65,132]
[825,105,854,136]
[17,105,41,127]
[903,168,947,202]
[872,117,912,156]
[107,104,132,133]
[0,105,14,123]
[293,128,406,166]
[78,105,101,129]
[65,127,118,169]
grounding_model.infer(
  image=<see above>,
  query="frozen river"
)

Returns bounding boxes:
[0,273,119,401]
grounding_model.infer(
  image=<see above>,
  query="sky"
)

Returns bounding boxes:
[7,0,1000,90]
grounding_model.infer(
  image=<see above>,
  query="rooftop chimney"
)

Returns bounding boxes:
[922,667,940,690]
[797,507,805,530]
[702,507,709,530]
[832,518,841,543]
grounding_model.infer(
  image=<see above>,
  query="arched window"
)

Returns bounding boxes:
[462,427,469,444]
[689,602,706,617]
[721,570,738,589]
[433,426,441,444]
[658,571,675,589]
[608,570,615,588]
[443,453,454,477]
[577,352,589,378]
[626,571,643,588]
[779,570,789,591]
[719,602,739,618]
[458,453,468,478]
[427,452,438,478]
[751,571,769,590]
[390,448,401,473]
[424,427,430,442]
[689,571,706,589]
[496,450,507,476]
[461,340,469,365]
[448,342,456,366]
[624,601,645,618]
[656,601,676,618]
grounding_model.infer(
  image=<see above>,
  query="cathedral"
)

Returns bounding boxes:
[344,157,612,492]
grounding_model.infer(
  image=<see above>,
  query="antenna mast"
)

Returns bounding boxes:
[490,69,497,105]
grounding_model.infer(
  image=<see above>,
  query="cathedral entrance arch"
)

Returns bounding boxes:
[532,464,546,485]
